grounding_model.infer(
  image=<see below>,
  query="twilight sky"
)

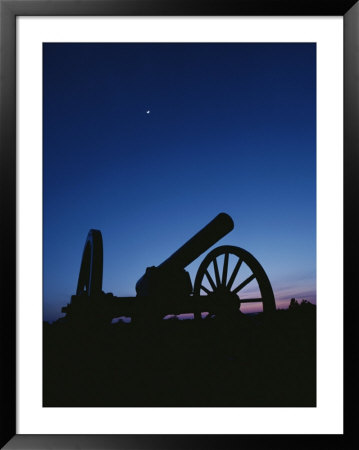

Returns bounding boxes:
[43,43,316,323]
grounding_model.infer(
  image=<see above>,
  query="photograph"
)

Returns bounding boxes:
[2,0,356,447]
[42,42,316,407]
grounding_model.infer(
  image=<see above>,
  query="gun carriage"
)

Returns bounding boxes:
[61,213,276,325]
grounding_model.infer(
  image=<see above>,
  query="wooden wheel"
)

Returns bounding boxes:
[193,245,276,319]
[76,229,103,296]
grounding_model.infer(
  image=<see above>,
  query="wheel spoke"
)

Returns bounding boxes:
[212,258,221,287]
[201,285,212,295]
[222,252,229,286]
[239,298,263,303]
[232,273,256,294]
[227,258,242,290]
[205,270,216,291]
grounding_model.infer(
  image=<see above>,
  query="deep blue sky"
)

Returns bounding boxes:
[43,43,316,322]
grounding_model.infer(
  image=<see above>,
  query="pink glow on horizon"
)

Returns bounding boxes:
[109,287,316,324]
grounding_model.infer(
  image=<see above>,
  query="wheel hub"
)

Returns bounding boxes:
[211,288,240,316]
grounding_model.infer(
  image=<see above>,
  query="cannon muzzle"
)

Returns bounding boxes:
[159,212,234,271]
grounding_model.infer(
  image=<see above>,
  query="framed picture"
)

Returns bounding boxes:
[1,0,357,448]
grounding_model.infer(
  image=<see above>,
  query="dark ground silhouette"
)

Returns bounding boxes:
[43,301,316,407]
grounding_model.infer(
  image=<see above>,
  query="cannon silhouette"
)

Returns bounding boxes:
[61,213,276,325]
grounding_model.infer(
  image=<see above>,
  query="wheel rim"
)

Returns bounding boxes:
[76,229,103,296]
[193,245,276,319]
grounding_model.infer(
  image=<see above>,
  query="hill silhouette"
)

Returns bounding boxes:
[43,300,315,407]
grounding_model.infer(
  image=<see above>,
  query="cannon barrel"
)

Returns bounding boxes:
[158,212,234,271]
[135,213,234,298]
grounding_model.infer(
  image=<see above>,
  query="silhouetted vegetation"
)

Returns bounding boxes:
[288,297,315,311]
[43,300,316,407]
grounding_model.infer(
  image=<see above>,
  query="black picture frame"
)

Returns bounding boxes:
[1,0,357,448]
